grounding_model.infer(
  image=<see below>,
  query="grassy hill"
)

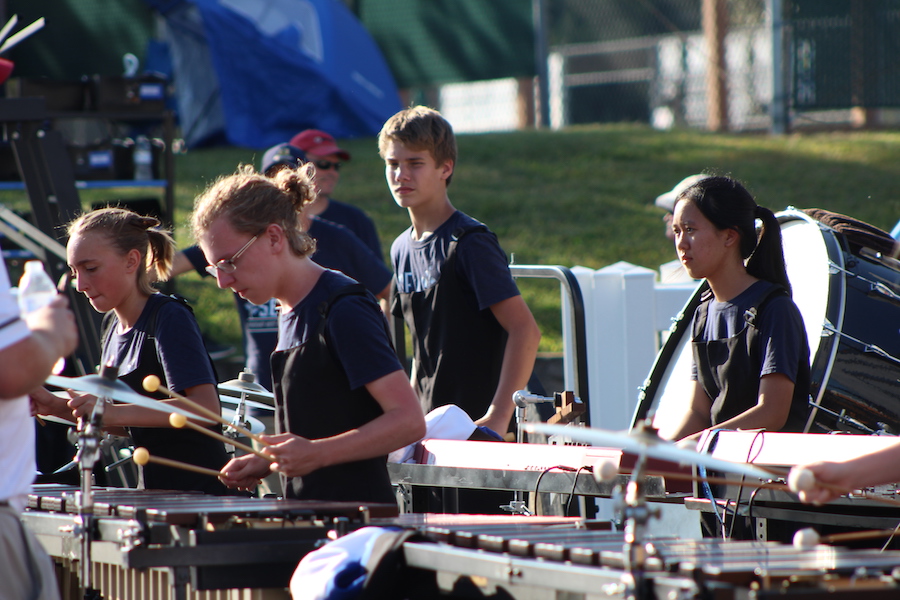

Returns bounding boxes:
[17,123,900,357]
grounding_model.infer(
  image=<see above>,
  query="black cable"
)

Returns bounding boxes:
[565,466,591,516]
[533,465,578,517]
[726,430,767,539]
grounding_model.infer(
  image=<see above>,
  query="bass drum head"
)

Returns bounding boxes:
[636,208,900,437]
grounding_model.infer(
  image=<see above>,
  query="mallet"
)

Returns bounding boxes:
[132,446,222,478]
[168,412,272,462]
[143,375,270,446]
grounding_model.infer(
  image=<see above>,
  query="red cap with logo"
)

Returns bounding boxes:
[289,129,351,161]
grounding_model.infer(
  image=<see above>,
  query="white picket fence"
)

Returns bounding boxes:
[554,261,698,432]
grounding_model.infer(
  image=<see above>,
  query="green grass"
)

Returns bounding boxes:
[7,124,900,355]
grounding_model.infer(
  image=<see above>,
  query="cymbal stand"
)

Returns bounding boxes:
[73,365,118,600]
[222,371,258,453]
[614,421,661,600]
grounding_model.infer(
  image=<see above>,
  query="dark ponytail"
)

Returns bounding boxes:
[678,176,791,295]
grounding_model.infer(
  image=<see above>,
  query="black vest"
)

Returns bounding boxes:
[394,226,507,426]
[270,284,394,503]
[102,295,231,494]
[691,285,810,432]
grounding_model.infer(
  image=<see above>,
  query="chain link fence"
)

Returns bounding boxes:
[360,0,900,134]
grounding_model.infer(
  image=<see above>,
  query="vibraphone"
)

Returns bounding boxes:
[393,515,900,599]
[691,431,900,539]
[23,484,398,600]
[388,439,692,516]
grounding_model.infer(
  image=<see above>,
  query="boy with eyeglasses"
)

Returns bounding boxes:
[290,129,384,262]
[378,106,541,440]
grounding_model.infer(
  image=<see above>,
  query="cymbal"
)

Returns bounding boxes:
[39,413,77,427]
[217,372,275,403]
[525,423,774,481]
[217,395,274,412]
[221,408,265,435]
[45,374,213,424]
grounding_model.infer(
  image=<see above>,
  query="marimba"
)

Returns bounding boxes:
[23,484,398,600]
[394,515,900,599]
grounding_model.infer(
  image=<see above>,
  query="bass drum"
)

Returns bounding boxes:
[635,208,900,437]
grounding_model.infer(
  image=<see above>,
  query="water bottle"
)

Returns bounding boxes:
[133,135,153,180]
[18,260,66,374]
[18,260,57,314]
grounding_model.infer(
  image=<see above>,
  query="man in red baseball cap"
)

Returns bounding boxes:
[290,129,383,262]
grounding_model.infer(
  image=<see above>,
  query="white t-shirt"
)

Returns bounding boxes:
[0,259,35,510]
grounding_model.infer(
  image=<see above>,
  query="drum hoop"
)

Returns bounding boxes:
[778,210,849,433]
[633,280,706,426]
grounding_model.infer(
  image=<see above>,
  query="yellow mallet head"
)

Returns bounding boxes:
[143,374,161,393]
[132,447,150,466]
[169,412,187,428]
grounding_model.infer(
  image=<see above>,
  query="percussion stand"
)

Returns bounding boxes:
[224,389,249,452]
[503,391,557,515]
[615,422,661,600]
[73,365,119,600]
[221,370,266,453]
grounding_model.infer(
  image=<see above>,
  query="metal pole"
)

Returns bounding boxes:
[769,0,788,134]
[532,0,550,128]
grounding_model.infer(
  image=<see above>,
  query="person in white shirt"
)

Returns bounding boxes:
[0,258,78,600]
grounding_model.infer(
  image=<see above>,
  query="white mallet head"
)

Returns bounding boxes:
[593,459,619,483]
[793,527,820,549]
[787,466,816,494]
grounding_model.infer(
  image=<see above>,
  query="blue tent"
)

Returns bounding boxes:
[148,0,401,148]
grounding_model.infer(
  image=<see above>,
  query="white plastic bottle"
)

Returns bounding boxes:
[133,135,153,180]
[17,260,66,374]
[18,260,57,314]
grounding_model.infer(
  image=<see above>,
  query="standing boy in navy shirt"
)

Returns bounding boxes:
[378,106,541,437]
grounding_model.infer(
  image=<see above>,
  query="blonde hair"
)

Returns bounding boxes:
[191,163,316,257]
[67,207,174,296]
[378,105,457,186]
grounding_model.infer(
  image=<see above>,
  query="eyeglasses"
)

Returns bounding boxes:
[205,233,261,276]
[313,159,342,171]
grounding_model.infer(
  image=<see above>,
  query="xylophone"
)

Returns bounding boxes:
[391,515,900,599]
[23,484,398,600]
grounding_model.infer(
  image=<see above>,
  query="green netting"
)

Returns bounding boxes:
[6,0,154,80]
[791,0,900,108]
[359,0,535,87]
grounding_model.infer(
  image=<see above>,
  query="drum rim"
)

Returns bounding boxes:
[777,210,848,433]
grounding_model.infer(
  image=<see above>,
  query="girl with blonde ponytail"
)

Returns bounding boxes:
[32,207,231,494]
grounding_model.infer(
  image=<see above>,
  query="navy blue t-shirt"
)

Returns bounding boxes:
[102,293,217,393]
[391,210,520,309]
[277,270,402,390]
[183,220,391,389]
[320,199,383,263]
[690,280,805,384]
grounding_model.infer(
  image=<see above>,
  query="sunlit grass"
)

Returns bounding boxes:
[7,124,899,356]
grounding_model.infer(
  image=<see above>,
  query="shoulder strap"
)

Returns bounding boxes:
[743,285,788,329]
[146,294,218,380]
[451,223,489,244]
[692,289,714,339]
[146,294,194,338]
[317,283,368,321]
